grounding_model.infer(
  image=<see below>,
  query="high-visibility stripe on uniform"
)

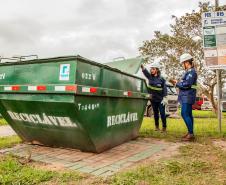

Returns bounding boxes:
[191,85,197,89]
[147,85,162,91]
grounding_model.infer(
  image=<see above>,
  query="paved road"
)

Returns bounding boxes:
[0,125,16,137]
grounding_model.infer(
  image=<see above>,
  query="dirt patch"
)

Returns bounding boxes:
[121,138,184,172]
[212,139,226,151]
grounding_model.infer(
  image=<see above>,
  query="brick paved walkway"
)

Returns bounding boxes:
[0,138,169,177]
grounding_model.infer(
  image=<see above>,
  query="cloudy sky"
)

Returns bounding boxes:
[0,0,225,62]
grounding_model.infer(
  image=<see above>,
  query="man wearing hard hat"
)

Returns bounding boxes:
[171,53,197,141]
[141,61,167,132]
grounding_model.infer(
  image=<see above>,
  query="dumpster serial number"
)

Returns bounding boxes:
[7,111,77,128]
[77,103,100,111]
[81,73,96,80]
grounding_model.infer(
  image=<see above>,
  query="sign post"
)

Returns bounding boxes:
[202,8,226,133]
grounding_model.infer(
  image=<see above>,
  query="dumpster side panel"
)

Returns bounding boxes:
[76,61,101,87]
[74,96,147,153]
[0,94,96,152]
[101,68,143,92]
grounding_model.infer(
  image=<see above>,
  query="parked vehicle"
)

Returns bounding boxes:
[192,96,208,110]
[222,101,226,112]
[201,101,213,110]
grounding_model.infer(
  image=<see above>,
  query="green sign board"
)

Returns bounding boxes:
[204,35,216,47]
[203,26,216,48]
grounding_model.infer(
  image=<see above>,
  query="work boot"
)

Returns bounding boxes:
[161,127,167,133]
[155,127,160,131]
[181,133,189,138]
[181,134,195,142]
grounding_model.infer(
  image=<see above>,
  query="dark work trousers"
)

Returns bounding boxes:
[181,103,194,134]
[151,101,167,128]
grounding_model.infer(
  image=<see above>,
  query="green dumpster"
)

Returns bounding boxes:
[0,55,149,153]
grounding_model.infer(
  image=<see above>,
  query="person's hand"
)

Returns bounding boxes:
[169,79,177,86]
[141,64,144,70]
[161,97,167,106]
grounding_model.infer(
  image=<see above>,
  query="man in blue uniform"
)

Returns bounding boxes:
[141,61,167,132]
[171,53,197,141]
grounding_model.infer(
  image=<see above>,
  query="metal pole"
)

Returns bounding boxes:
[216,69,222,133]
[215,0,222,133]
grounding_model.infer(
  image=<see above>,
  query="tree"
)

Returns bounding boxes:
[139,2,226,112]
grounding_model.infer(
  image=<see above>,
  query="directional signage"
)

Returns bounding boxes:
[203,26,216,47]
[202,11,226,69]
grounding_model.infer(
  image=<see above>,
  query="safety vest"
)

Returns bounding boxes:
[147,85,163,91]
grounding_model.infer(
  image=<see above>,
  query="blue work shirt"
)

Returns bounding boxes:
[176,67,197,105]
[142,68,167,102]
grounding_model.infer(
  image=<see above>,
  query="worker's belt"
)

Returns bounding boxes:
[147,85,162,91]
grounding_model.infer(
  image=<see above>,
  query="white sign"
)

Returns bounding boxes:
[202,11,226,27]
[202,11,226,18]
[59,64,70,81]
[204,49,218,58]
[217,48,226,57]
[215,11,226,17]
[203,27,215,35]
[203,11,226,69]
[202,12,215,19]
[7,111,77,128]
[203,17,226,26]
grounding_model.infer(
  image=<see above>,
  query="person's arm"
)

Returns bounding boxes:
[176,71,197,89]
[141,66,151,79]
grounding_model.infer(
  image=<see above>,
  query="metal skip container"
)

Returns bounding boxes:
[0,56,148,153]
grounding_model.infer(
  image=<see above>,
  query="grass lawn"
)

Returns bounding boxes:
[0,155,85,185]
[0,119,8,126]
[0,111,226,184]
[192,109,226,118]
[0,136,21,149]
[140,116,226,142]
[110,115,226,185]
[110,142,226,185]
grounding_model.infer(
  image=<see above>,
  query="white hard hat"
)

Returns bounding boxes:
[149,61,162,69]
[180,53,193,63]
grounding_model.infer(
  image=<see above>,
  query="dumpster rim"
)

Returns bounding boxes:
[0,55,146,81]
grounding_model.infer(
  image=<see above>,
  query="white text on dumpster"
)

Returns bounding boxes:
[7,111,77,128]
[107,112,138,127]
